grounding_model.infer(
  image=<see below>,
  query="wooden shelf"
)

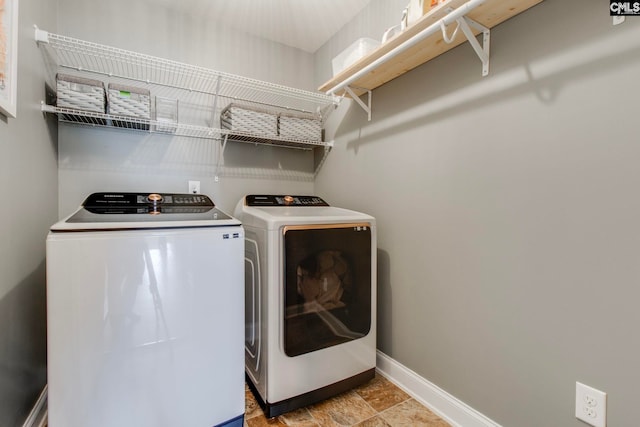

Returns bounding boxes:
[319,0,543,97]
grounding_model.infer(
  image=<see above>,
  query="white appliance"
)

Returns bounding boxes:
[235,195,376,417]
[46,192,245,427]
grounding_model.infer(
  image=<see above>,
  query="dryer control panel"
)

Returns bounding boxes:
[246,195,329,207]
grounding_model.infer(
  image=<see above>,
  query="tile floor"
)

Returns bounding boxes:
[244,373,451,427]
[42,373,450,427]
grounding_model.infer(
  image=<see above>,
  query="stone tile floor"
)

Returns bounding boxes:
[244,373,451,426]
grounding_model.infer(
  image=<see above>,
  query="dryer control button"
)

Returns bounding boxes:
[283,195,294,205]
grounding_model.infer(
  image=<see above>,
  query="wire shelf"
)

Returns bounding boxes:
[42,104,332,149]
[36,28,339,150]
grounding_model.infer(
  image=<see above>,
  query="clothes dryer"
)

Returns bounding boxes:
[235,195,376,417]
[47,192,244,427]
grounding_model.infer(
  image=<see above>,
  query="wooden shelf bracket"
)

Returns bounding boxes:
[325,0,489,121]
[451,14,490,77]
[344,86,372,121]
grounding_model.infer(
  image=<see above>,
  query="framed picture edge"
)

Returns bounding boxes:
[0,0,19,118]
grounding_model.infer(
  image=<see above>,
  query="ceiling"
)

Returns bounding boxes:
[154,0,372,53]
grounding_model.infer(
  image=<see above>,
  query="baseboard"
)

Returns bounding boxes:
[21,385,48,427]
[375,351,501,427]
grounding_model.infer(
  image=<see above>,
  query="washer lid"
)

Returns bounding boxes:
[51,192,241,231]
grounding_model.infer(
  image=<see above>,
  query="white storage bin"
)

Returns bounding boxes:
[154,96,179,133]
[107,83,151,130]
[332,38,380,76]
[220,103,278,138]
[279,113,322,142]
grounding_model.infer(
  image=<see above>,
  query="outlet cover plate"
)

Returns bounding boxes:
[575,382,606,427]
[188,180,200,194]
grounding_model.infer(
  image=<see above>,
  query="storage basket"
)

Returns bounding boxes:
[107,83,151,130]
[278,112,322,142]
[56,73,106,124]
[220,103,278,138]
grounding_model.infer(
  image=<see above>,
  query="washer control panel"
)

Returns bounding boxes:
[84,192,213,207]
[246,195,329,207]
[82,192,214,214]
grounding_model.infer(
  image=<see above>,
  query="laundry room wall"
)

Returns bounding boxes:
[315,1,640,426]
[55,0,318,217]
[0,0,58,425]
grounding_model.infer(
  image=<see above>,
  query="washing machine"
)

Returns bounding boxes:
[46,192,245,427]
[234,194,376,417]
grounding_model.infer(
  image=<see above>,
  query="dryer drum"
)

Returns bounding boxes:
[296,250,352,311]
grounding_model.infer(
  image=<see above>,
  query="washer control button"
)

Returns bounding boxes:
[148,193,163,204]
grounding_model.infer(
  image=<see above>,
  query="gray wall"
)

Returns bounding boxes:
[0,0,58,425]
[55,0,318,217]
[315,1,640,426]
[7,0,639,426]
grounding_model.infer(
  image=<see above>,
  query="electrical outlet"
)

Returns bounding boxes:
[575,382,607,427]
[188,180,200,194]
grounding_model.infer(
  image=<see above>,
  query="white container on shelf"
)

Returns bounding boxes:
[154,97,179,133]
[332,38,380,76]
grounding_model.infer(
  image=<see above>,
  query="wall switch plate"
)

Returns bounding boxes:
[576,382,607,427]
[188,180,200,194]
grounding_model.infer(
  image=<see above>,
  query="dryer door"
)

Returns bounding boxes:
[244,236,261,374]
[282,223,372,357]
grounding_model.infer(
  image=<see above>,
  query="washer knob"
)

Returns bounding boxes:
[283,195,294,205]
[148,193,163,204]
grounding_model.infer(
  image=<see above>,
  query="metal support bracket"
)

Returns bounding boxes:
[461,16,490,76]
[441,11,490,76]
[344,86,372,121]
[210,75,222,128]
[34,26,49,44]
[313,144,333,178]
[221,133,229,154]
[214,133,229,182]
